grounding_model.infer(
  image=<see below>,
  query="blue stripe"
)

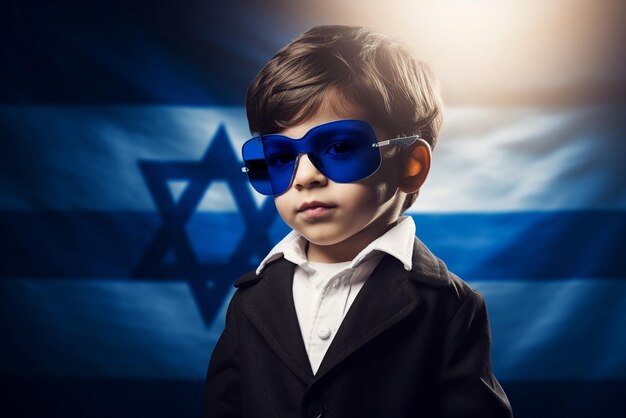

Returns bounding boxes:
[0,1,296,104]
[415,211,626,280]
[1,211,624,280]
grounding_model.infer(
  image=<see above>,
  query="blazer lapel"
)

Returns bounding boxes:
[238,259,314,384]
[312,253,421,382]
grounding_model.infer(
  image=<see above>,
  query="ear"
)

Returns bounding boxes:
[399,140,432,193]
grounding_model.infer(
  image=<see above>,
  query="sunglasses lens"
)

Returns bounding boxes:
[264,137,297,195]
[242,137,274,195]
[312,124,380,183]
[242,136,297,195]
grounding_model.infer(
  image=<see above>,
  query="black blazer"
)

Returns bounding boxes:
[205,237,513,418]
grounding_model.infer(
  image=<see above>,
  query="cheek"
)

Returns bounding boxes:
[273,195,293,223]
[360,167,398,205]
[338,184,382,216]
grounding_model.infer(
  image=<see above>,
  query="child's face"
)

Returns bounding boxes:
[273,101,408,262]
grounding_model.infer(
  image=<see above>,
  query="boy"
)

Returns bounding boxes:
[205,25,512,418]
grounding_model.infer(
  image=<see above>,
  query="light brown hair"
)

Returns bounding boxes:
[246,25,443,210]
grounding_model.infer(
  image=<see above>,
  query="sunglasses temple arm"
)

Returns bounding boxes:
[373,135,425,148]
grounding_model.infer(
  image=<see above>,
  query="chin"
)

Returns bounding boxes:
[301,229,354,247]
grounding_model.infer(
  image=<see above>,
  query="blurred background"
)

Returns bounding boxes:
[1,0,625,417]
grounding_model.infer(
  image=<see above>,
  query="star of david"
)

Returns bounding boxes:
[134,124,279,326]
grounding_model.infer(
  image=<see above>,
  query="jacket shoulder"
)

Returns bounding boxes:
[233,269,261,288]
[408,236,479,304]
[232,257,289,289]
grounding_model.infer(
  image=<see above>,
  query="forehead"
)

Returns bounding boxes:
[278,90,389,140]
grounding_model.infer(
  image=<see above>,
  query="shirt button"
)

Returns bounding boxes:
[317,325,331,340]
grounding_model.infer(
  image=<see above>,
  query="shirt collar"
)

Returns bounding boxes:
[256,216,416,275]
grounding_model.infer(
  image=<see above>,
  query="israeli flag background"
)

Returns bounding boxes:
[1,1,625,417]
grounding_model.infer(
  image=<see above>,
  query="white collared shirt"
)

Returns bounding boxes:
[256,216,417,374]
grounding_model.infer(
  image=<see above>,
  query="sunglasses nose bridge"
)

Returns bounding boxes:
[290,152,328,190]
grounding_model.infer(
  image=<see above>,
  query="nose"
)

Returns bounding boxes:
[292,154,328,191]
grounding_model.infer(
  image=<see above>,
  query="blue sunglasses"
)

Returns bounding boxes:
[241,119,427,196]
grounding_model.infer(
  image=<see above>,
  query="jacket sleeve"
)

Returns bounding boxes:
[204,293,242,418]
[437,289,514,418]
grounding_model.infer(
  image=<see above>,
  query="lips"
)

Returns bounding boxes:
[297,201,336,212]
[297,201,337,220]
